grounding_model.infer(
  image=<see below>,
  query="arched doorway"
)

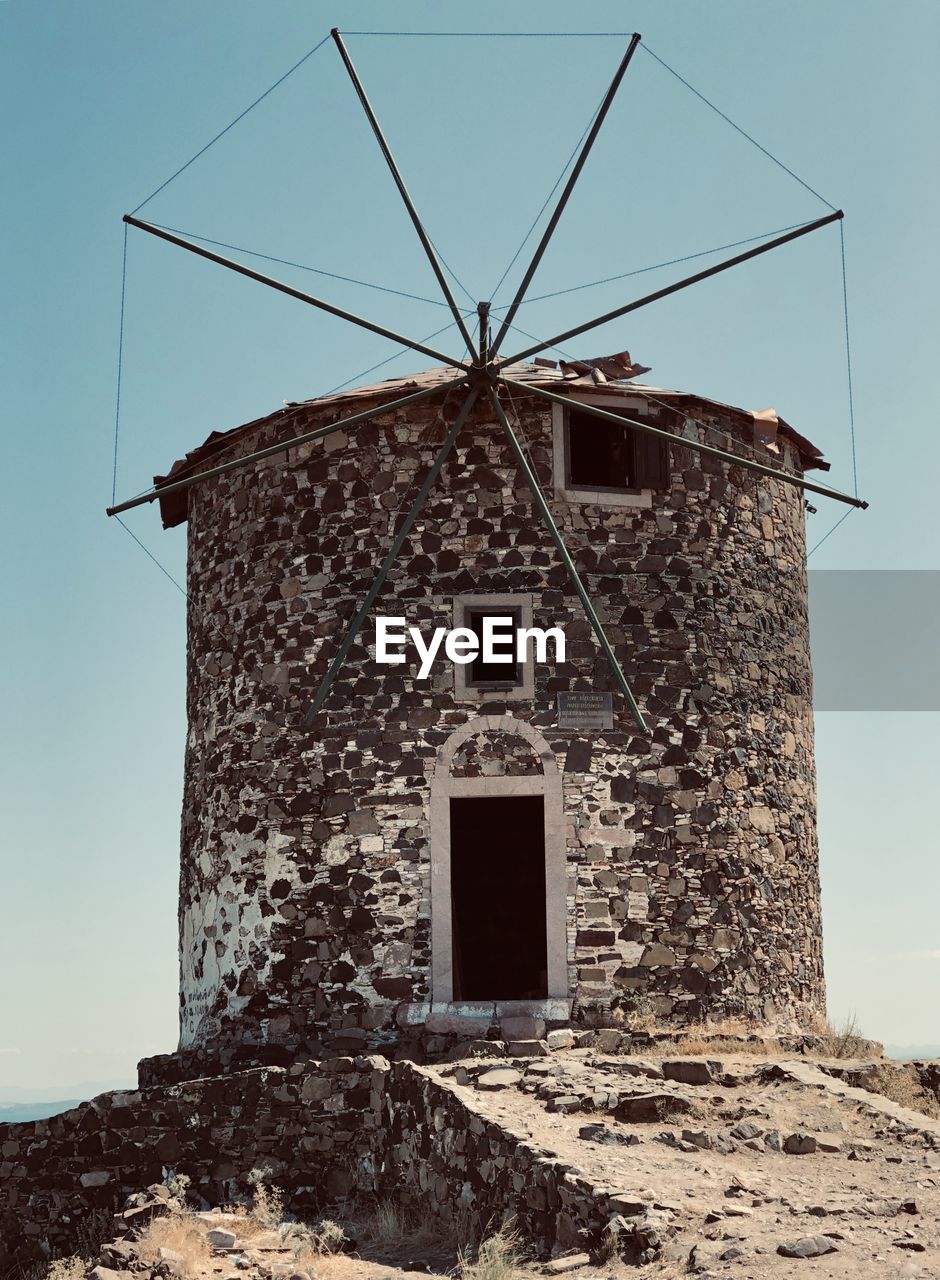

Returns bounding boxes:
[429,717,567,1008]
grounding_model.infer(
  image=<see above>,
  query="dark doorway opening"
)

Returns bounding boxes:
[449,794,547,1000]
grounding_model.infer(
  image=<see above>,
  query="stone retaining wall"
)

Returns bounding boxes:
[1,1056,638,1262]
[0,1058,383,1256]
[381,1062,619,1257]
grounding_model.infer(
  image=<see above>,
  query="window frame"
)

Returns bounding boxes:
[551,395,665,508]
[452,592,535,703]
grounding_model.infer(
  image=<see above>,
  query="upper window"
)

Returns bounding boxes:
[552,399,669,507]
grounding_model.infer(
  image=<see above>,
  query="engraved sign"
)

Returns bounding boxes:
[557,691,613,730]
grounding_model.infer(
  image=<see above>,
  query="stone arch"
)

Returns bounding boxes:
[429,716,568,1009]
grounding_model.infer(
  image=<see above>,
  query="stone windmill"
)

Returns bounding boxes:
[108,31,867,1077]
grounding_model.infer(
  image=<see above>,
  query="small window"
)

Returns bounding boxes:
[453,593,535,702]
[466,606,523,689]
[566,406,668,492]
[552,401,669,507]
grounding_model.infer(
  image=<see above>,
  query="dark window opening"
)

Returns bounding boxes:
[566,406,669,491]
[466,607,522,688]
[450,795,547,1001]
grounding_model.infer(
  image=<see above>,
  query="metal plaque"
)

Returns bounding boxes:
[557,691,613,731]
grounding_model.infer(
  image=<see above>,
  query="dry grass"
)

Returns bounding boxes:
[595,1226,621,1265]
[351,1197,449,1253]
[658,1016,782,1058]
[675,1033,781,1056]
[861,1064,940,1120]
[282,1219,360,1280]
[223,1208,266,1241]
[283,1202,451,1280]
[458,1224,526,1280]
[45,1261,84,1280]
[135,1210,211,1277]
[213,1180,285,1241]
[294,1253,362,1280]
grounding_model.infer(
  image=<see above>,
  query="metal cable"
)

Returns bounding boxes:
[114,516,187,596]
[317,317,466,399]
[146,223,451,308]
[805,223,861,554]
[496,318,577,363]
[341,31,638,38]
[501,378,541,476]
[807,507,856,557]
[640,43,837,212]
[488,93,604,303]
[130,33,332,214]
[426,234,477,309]
[491,220,816,308]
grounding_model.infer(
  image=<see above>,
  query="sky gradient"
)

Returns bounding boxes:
[1,0,937,1091]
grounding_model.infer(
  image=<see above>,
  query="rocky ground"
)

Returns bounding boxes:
[65,1049,940,1280]
[435,1048,940,1278]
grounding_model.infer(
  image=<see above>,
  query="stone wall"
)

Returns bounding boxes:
[0,1058,383,1256]
[382,1061,627,1256]
[169,376,822,1060]
[2,1057,641,1261]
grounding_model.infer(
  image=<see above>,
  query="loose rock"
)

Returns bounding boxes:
[662,1060,718,1085]
[783,1131,817,1155]
[207,1228,238,1249]
[542,1253,591,1273]
[776,1235,837,1258]
[475,1068,522,1091]
[615,1093,694,1123]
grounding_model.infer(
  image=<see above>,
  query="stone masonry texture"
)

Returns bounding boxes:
[0,1059,382,1255]
[159,373,824,1065]
[0,1059,619,1259]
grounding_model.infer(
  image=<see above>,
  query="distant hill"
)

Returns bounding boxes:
[0,1077,137,1124]
[885,1044,940,1060]
[0,1099,83,1124]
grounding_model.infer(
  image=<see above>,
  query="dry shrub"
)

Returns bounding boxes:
[815,1012,869,1059]
[686,1016,751,1038]
[283,1221,362,1280]
[611,992,656,1033]
[135,1210,211,1277]
[458,1223,526,1280]
[281,1219,349,1256]
[364,1200,412,1248]
[619,1010,657,1034]
[861,1064,940,1120]
[223,1207,266,1241]
[246,1167,285,1229]
[45,1261,84,1280]
[0,1253,46,1280]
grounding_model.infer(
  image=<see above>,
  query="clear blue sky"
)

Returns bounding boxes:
[1,0,937,1091]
